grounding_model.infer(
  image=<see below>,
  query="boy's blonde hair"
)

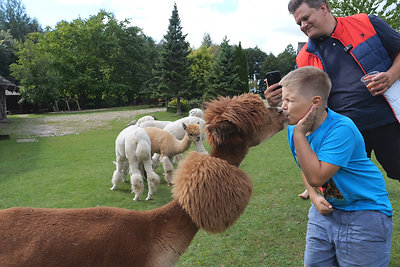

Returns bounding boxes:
[280,66,331,102]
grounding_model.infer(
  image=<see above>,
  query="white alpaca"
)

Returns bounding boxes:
[139,120,171,129]
[189,108,204,118]
[144,123,201,185]
[126,115,155,127]
[110,125,160,201]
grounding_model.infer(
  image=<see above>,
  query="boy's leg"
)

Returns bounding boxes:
[304,205,337,267]
[299,189,309,199]
[335,210,392,267]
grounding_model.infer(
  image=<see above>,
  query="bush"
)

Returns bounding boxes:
[187,99,204,109]
[167,99,190,113]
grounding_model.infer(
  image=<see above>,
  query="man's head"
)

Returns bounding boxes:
[288,0,330,14]
[280,66,331,125]
[288,0,335,39]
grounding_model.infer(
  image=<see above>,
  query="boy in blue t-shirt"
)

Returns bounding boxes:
[281,66,392,266]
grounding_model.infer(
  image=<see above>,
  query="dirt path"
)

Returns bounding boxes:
[0,107,165,139]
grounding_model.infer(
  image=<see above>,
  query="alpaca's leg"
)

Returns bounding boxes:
[121,160,129,182]
[174,153,184,163]
[142,159,160,200]
[160,155,174,186]
[151,153,160,169]
[139,162,146,178]
[110,158,126,190]
[130,173,144,201]
[128,160,144,201]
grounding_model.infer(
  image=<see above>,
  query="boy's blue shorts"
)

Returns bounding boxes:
[304,204,392,267]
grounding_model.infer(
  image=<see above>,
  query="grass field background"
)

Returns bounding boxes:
[0,107,398,266]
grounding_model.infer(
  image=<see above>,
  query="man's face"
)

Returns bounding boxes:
[293,3,330,39]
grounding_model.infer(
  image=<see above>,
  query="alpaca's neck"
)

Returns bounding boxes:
[172,134,192,156]
[148,200,199,266]
[210,144,248,166]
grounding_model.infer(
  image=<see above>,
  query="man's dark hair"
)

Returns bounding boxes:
[288,0,331,14]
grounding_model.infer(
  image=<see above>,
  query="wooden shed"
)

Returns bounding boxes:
[0,75,18,120]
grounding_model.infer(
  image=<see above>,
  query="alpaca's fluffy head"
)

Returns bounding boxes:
[183,123,201,142]
[204,93,286,147]
[172,152,253,233]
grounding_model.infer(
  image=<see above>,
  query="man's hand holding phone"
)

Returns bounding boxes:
[264,71,282,107]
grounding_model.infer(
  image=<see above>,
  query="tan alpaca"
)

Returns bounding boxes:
[0,93,286,267]
[144,123,201,185]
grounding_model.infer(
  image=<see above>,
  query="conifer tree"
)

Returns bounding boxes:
[0,0,41,41]
[158,3,190,115]
[205,37,242,99]
[234,42,249,94]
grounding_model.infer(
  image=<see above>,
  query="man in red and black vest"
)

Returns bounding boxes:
[266,0,400,183]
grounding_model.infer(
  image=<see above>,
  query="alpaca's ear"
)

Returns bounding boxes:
[207,120,239,146]
[182,123,187,130]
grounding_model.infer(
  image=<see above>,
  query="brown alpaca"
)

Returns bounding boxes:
[0,93,286,267]
[144,123,201,185]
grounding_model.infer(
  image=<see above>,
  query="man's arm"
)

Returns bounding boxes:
[368,15,400,95]
[370,52,400,95]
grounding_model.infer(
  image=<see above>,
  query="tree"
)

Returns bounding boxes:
[0,0,41,83]
[276,44,296,76]
[187,44,214,100]
[329,0,400,31]
[201,33,213,48]
[157,3,190,115]
[234,42,249,94]
[0,0,41,40]
[10,33,60,109]
[261,52,279,83]
[205,37,242,99]
[0,29,16,80]
[11,10,158,110]
[260,45,296,93]
[245,46,267,81]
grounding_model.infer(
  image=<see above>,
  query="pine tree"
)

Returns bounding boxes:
[234,42,249,94]
[201,33,213,48]
[0,0,41,41]
[205,37,242,99]
[158,3,190,115]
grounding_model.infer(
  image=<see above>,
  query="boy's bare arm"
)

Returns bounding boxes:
[301,172,333,215]
[293,105,340,187]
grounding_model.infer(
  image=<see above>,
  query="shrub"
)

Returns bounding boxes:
[167,99,190,112]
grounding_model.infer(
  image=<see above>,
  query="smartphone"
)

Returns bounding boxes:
[266,71,282,90]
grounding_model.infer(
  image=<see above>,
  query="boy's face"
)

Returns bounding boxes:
[281,85,313,125]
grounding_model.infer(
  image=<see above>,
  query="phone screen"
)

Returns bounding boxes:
[266,71,282,90]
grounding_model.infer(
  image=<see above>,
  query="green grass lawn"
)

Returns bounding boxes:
[0,108,399,266]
